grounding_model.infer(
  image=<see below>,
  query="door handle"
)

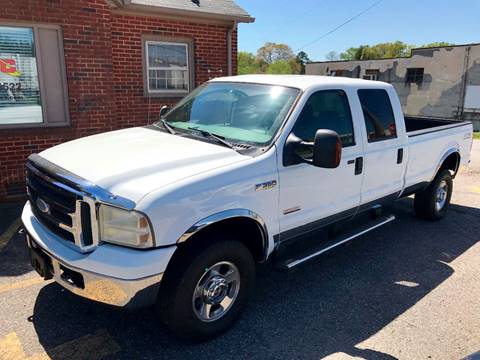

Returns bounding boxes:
[355,157,363,175]
[397,148,404,164]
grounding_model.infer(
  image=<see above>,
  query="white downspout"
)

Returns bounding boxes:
[227,21,237,76]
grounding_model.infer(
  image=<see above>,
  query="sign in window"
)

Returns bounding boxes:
[0,26,43,125]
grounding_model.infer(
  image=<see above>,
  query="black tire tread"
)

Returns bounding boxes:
[156,237,255,341]
[414,169,453,221]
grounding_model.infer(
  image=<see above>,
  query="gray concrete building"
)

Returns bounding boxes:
[306,43,480,130]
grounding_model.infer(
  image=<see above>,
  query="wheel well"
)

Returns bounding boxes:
[176,217,267,263]
[438,152,460,178]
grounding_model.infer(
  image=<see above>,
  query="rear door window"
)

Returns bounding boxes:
[357,89,397,142]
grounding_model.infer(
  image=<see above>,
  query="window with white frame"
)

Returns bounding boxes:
[146,41,190,94]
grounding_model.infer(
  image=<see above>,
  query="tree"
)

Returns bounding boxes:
[266,60,293,74]
[340,45,366,60]
[325,51,339,61]
[421,42,455,48]
[256,42,296,64]
[296,51,311,74]
[238,51,260,75]
[340,42,413,60]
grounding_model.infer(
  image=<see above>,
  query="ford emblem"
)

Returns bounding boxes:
[36,198,50,214]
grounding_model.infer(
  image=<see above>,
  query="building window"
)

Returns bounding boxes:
[363,69,379,81]
[406,68,424,84]
[329,69,346,77]
[145,40,191,96]
[0,24,69,128]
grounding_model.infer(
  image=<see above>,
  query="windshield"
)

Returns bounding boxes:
[162,82,300,146]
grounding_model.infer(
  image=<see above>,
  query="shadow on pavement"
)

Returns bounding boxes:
[0,202,32,277]
[25,199,480,359]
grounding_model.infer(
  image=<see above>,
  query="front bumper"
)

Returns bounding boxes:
[22,202,177,310]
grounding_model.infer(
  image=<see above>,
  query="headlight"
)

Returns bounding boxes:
[98,205,154,248]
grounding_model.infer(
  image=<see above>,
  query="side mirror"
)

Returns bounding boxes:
[312,129,342,168]
[283,129,342,168]
[159,105,170,119]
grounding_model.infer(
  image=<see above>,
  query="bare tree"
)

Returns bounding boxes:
[325,51,339,61]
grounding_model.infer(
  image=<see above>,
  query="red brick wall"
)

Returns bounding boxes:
[110,13,232,128]
[0,0,236,201]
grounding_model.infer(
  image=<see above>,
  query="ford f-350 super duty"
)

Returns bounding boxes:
[22,75,473,340]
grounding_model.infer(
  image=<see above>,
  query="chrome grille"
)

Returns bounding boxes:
[26,161,98,252]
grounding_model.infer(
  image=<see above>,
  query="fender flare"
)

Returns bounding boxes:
[431,148,460,181]
[177,209,269,261]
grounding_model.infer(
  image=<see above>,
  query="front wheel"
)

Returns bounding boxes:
[414,169,453,220]
[157,239,255,341]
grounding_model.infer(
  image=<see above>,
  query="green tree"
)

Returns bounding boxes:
[296,51,311,74]
[238,51,260,75]
[340,45,367,60]
[266,60,293,74]
[340,42,412,60]
[421,42,455,48]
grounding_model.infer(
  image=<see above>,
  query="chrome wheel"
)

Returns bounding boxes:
[435,180,448,212]
[192,261,240,322]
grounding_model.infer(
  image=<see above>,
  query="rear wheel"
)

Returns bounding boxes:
[414,169,453,220]
[157,238,255,341]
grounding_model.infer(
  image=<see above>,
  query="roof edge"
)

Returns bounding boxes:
[115,1,254,23]
[309,42,480,64]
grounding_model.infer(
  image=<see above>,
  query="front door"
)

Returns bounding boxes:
[277,89,364,240]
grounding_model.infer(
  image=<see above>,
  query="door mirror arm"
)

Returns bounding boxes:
[159,105,170,119]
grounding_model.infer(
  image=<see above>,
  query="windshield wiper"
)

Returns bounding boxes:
[187,127,236,150]
[157,119,176,135]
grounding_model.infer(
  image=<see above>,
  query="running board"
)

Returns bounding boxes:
[279,214,396,270]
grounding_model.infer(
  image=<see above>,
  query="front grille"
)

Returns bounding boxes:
[26,163,97,252]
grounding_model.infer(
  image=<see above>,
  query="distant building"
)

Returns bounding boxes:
[306,43,480,131]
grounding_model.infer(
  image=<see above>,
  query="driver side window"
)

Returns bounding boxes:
[292,90,355,147]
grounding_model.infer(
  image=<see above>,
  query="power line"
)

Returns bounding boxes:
[295,0,385,52]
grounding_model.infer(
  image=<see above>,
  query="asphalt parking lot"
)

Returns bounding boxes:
[1,141,479,360]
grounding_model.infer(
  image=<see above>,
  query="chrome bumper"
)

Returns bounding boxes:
[26,234,162,310]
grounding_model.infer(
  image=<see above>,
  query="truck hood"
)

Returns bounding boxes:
[40,127,249,203]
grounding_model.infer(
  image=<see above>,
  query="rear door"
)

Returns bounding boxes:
[356,88,407,204]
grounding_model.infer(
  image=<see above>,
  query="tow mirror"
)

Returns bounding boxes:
[312,129,342,168]
[283,129,342,168]
[159,105,170,119]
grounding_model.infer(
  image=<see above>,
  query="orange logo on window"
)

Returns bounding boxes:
[0,59,21,77]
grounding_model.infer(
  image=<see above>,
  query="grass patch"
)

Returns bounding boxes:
[474,132,480,140]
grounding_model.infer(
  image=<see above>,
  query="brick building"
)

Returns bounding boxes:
[0,0,253,200]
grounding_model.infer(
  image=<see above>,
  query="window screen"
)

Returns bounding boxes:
[358,89,397,142]
[292,90,355,147]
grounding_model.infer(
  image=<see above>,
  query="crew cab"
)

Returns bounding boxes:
[22,75,473,340]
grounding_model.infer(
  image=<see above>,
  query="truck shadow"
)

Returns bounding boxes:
[30,198,480,359]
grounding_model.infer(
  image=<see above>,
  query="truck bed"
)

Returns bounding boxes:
[405,116,470,136]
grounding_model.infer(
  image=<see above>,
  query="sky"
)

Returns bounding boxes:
[235,0,480,61]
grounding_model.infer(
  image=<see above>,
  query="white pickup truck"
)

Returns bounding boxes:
[22,75,473,340]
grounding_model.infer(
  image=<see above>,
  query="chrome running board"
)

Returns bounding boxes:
[281,214,396,270]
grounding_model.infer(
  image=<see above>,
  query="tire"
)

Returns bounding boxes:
[156,238,255,341]
[414,169,453,221]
